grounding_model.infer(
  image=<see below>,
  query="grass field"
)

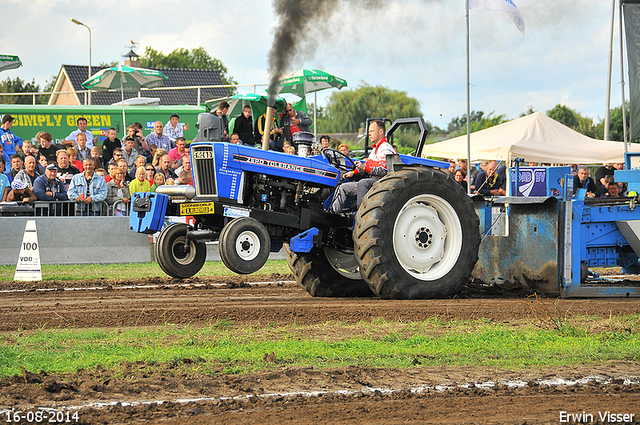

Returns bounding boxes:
[0,260,292,281]
[1,263,638,378]
[1,316,639,377]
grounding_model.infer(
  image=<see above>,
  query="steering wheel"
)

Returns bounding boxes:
[322,148,357,173]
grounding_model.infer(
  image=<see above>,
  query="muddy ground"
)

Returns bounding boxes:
[1,276,639,424]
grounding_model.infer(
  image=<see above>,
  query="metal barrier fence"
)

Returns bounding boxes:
[0,200,131,217]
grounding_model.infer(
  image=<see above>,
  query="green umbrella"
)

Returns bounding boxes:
[275,69,347,135]
[0,55,22,73]
[81,65,167,101]
[276,69,347,97]
[81,66,168,133]
[205,93,287,121]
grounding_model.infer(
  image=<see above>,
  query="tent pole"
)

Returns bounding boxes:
[465,0,472,195]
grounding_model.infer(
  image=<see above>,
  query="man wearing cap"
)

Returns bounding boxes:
[33,163,69,216]
[0,115,23,165]
[163,113,183,144]
[62,117,94,149]
[7,179,36,204]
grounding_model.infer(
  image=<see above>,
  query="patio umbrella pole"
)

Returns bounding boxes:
[262,96,276,151]
[120,76,126,137]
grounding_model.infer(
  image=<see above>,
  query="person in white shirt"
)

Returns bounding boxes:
[62,117,94,149]
[163,113,183,144]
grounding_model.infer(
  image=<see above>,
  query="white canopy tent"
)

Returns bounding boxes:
[424,112,640,164]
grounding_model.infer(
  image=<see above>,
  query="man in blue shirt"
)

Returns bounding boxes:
[0,115,23,164]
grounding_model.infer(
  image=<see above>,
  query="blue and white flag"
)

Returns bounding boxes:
[470,0,525,35]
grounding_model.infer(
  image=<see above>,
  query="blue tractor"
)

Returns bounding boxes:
[131,114,480,299]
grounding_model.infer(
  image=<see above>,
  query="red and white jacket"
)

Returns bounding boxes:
[354,137,395,178]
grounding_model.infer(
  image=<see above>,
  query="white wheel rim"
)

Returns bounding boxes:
[171,236,197,265]
[235,230,261,261]
[324,247,361,280]
[392,194,463,280]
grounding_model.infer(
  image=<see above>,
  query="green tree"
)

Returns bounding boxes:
[319,83,422,134]
[0,77,46,104]
[140,46,237,95]
[547,104,603,138]
[609,103,632,142]
[442,110,507,139]
[547,104,579,128]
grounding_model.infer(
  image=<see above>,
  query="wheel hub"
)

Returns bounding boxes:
[415,227,433,248]
[235,231,261,261]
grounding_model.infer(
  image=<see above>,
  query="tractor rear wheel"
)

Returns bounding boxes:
[354,167,480,299]
[285,244,374,297]
[155,223,207,279]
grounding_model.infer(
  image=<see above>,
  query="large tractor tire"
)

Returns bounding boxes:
[354,167,480,299]
[219,217,271,274]
[155,223,207,279]
[285,244,374,297]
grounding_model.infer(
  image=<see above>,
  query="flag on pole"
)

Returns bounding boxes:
[470,0,525,35]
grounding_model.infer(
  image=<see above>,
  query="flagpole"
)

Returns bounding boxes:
[620,0,628,150]
[605,0,616,141]
[466,0,472,195]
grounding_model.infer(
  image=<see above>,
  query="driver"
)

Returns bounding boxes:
[329,120,395,213]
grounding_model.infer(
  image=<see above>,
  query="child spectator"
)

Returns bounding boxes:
[67,147,84,172]
[75,133,91,162]
[150,172,165,192]
[95,167,106,177]
[102,127,122,164]
[129,166,151,195]
[128,155,147,179]
[19,140,38,162]
[91,145,104,170]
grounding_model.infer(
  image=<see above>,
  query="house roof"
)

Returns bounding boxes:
[57,65,229,105]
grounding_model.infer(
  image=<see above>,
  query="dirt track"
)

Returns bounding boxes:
[1,276,640,424]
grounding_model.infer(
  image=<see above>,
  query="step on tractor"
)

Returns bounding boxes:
[130,114,481,299]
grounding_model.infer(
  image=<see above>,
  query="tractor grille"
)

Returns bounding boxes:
[192,145,217,197]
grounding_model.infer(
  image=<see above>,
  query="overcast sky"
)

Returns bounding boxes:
[3,0,623,129]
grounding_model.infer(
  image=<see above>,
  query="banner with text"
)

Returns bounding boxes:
[624,1,640,140]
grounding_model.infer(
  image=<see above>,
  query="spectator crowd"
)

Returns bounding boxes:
[0,113,194,215]
[1,106,631,218]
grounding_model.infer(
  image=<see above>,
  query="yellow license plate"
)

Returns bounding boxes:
[180,202,215,215]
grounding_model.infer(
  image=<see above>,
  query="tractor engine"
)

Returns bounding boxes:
[245,173,328,214]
